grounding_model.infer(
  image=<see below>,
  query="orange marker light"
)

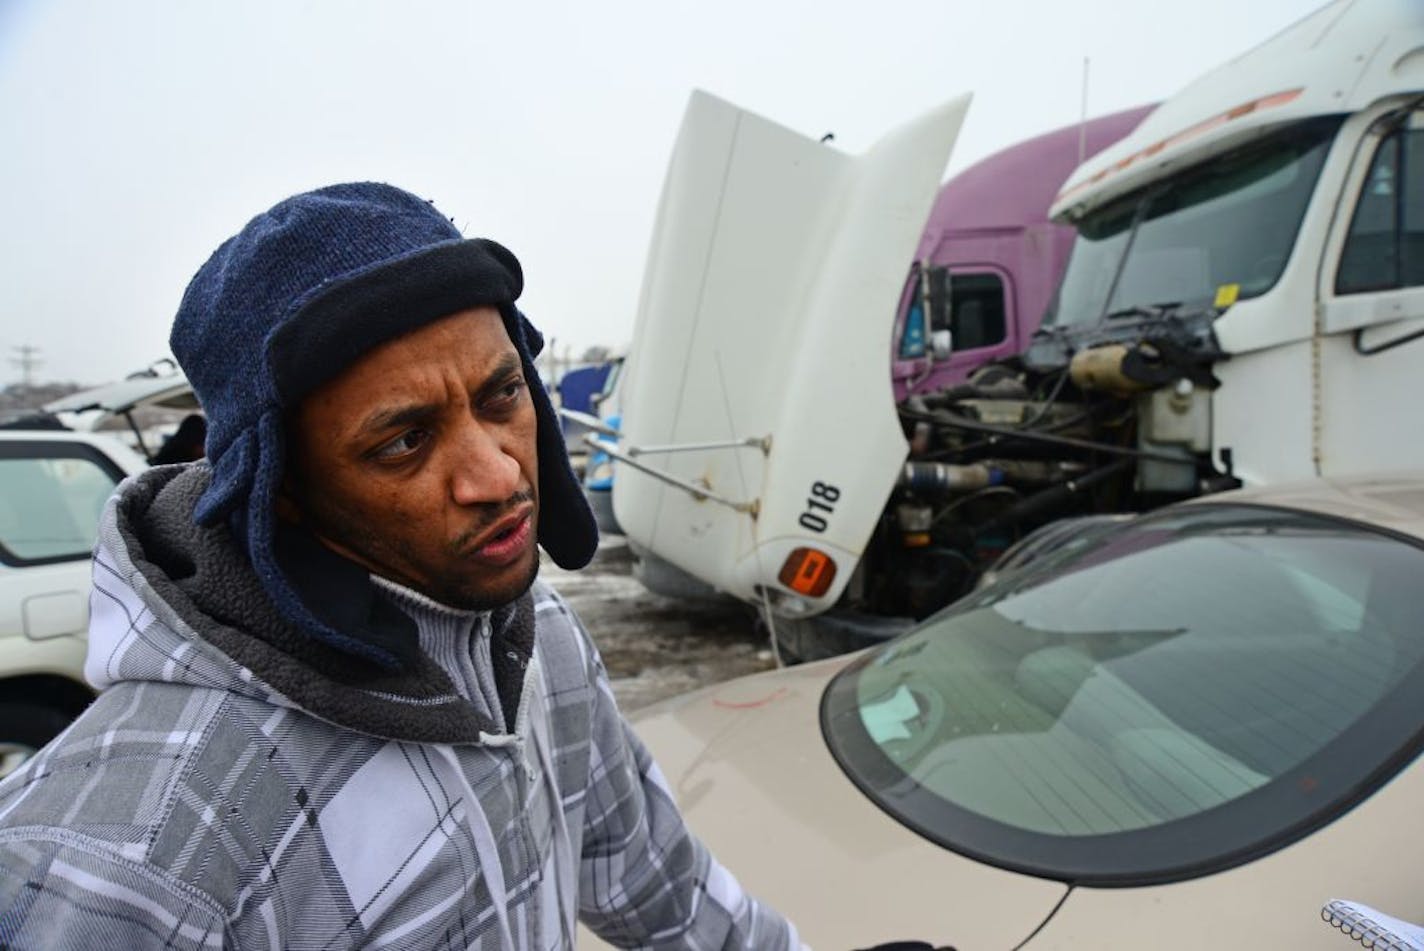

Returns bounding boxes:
[778,547,837,598]
[1055,87,1304,206]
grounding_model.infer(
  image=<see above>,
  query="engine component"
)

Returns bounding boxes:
[895,503,935,548]
[974,458,1135,535]
[876,333,1223,626]
[909,420,933,455]
[1137,379,1212,493]
[1070,337,1223,394]
[980,459,1088,486]
[1069,344,1154,394]
[952,398,1084,429]
[899,462,999,493]
[1142,379,1211,450]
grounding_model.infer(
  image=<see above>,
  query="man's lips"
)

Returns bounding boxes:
[464,506,535,565]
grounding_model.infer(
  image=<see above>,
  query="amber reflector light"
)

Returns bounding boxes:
[778,547,837,598]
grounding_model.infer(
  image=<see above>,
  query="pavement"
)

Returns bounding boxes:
[539,534,778,711]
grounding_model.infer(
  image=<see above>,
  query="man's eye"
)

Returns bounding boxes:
[373,430,429,460]
[492,380,526,405]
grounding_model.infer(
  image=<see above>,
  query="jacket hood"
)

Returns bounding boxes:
[86,463,535,744]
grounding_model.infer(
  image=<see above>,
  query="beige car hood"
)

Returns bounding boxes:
[612,656,1069,950]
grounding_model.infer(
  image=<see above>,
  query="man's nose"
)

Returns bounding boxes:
[449,423,521,505]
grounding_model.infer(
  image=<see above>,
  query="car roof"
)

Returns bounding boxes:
[0,428,150,474]
[0,430,122,443]
[1194,472,1424,542]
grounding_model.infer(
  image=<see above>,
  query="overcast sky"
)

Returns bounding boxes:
[1,0,1318,385]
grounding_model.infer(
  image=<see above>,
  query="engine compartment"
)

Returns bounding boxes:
[848,310,1236,624]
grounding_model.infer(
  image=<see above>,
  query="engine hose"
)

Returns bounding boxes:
[972,458,1135,536]
[899,462,1000,493]
[929,485,1022,527]
[898,407,1191,466]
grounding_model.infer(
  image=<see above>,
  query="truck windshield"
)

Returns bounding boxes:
[1046,117,1342,325]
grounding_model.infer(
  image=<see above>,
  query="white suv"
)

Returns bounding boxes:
[0,429,148,775]
[0,365,195,777]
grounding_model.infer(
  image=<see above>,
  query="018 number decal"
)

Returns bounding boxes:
[798,481,840,533]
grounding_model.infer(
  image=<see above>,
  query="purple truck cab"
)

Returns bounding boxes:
[892,105,1154,401]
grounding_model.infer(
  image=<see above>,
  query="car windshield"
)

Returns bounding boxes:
[1045,117,1341,326]
[822,503,1424,884]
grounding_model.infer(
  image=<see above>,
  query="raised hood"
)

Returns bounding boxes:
[1052,0,1424,220]
[612,89,969,614]
[44,364,197,432]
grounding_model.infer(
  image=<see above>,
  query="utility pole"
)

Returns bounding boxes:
[10,345,42,387]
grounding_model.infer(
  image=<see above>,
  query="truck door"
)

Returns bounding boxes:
[1318,105,1424,475]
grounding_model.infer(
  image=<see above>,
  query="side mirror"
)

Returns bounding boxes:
[930,329,953,359]
[926,266,952,331]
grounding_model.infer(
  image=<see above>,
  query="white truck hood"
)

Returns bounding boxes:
[612,89,968,614]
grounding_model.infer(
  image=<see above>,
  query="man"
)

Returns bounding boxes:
[151,413,207,465]
[0,183,798,949]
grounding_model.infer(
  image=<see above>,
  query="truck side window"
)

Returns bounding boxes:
[932,271,1007,351]
[1337,122,1424,294]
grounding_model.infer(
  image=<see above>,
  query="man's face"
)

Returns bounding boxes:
[285,306,541,610]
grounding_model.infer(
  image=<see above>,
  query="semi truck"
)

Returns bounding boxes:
[574,104,1150,596]
[607,0,1424,660]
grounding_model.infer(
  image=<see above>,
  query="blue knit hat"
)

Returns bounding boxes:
[170,182,596,668]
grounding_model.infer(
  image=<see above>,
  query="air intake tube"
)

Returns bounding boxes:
[898,462,1004,493]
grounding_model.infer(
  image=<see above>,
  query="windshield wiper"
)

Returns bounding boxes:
[1094,186,1163,323]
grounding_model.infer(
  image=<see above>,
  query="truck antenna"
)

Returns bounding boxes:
[1078,56,1090,165]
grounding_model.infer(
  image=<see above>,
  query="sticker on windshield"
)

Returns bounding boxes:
[1214,283,1241,308]
[859,684,920,744]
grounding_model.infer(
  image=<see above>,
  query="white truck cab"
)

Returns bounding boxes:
[1044,0,1424,488]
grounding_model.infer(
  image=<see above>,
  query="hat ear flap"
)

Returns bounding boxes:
[243,411,405,668]
[495,306,596,568]
[245,410,285,570]
[526,357,598,569]
[194,428,258,527]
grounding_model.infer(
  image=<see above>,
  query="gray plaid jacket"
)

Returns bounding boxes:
[0,467,797,950]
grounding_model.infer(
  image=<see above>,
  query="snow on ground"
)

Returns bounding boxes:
[539,535,777,711]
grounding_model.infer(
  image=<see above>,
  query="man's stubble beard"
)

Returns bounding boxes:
[419,547,541,612]
[297,490,542,612]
